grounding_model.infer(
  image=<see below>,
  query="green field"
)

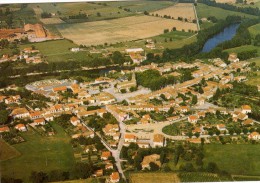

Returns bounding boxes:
[19,39,93,62]
[0,139,21,161]
[204,144,260,175]
[52,178,98,183]
[1,122,75,181]
[246,71,260,86]
[196,3,257,20]
[224,45,260,57]
[248,23,260,37]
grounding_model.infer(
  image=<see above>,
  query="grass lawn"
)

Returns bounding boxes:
[224,44,260,57]
[196,3,257,20]
[129,173,179,183]
[247,57,260,66]
[1,122,75,181]
[248,23,260,37]
[203,144,260,175]
[0,139,21,161]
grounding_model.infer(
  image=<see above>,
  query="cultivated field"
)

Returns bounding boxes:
[197,3,258,19]
[0,139,21,161]
[129,173,180,183]
[152,3,196,22]
[56,15,197,46]
[40,18,65,25]
[1,123,75,181]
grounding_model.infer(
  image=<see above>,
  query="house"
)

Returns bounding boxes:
[248,132,260,140]
[242,119,254,126]
[102,124,119,136]
[101,151,111,160]
[228,53,239,62]
[10,108,30,119]
[141,154,161,170]
[137,142,150,148]
[30,111,43,120]
[216,124,226,131]
[188,115,198,124]
[33,118,46,126]
[0,126,10,133]
[70,116,80,126]
[110,172,120,183]
[153,134,164,148]
[179,106,189,113]
[237,112,248,121]
[5,95,21,104]
[93,169,103,177]
[241,105,252,114]
[105,163,114,170]
[124,134,137,143]
[15,124,27,132]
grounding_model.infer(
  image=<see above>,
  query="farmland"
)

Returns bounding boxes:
[196,3,258,20]
[30,1,175,23]
[152,3,196,22]
[224,45,260,57]
[178,172,221,182]
[1,122,75,181]
[40,18,65,25]
[129,173,180,183]
[56,15,197,46]
[248,23,260,37]
[19,39,92,62]
[203,144,260,175]
[0,139,21,161]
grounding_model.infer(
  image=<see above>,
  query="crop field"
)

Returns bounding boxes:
[1,123,75,181]
[196,3,257,19]
[56,15,197,46]
[0,139,21,161]
[204,144,260,175]
[152,3,196,22]
[40,18,65,24]
[52,178,97,183]
[215,0,236,3]
[129,173,180,183]
[178,172,221,182]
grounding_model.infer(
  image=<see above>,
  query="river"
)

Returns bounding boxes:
[201,23,240,53]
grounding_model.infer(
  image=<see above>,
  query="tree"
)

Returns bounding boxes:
[206,162,219,173]
[72,162,93,179]
[195,132,200,138]
[30,171,48,183]
[191,95,197,105]
[97,12,101,17]
[112,51,125,65]
[149,162,159,171]
[144,11,149,15]
[0,110,9,125]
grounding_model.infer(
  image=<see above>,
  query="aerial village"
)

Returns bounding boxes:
[1,39,260,182]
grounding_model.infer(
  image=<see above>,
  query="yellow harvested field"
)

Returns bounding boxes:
[40,18,65,24]
[215,0,236,3]
[57,15,197,46]
[152,3,196,22]
[129,173,180,183]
